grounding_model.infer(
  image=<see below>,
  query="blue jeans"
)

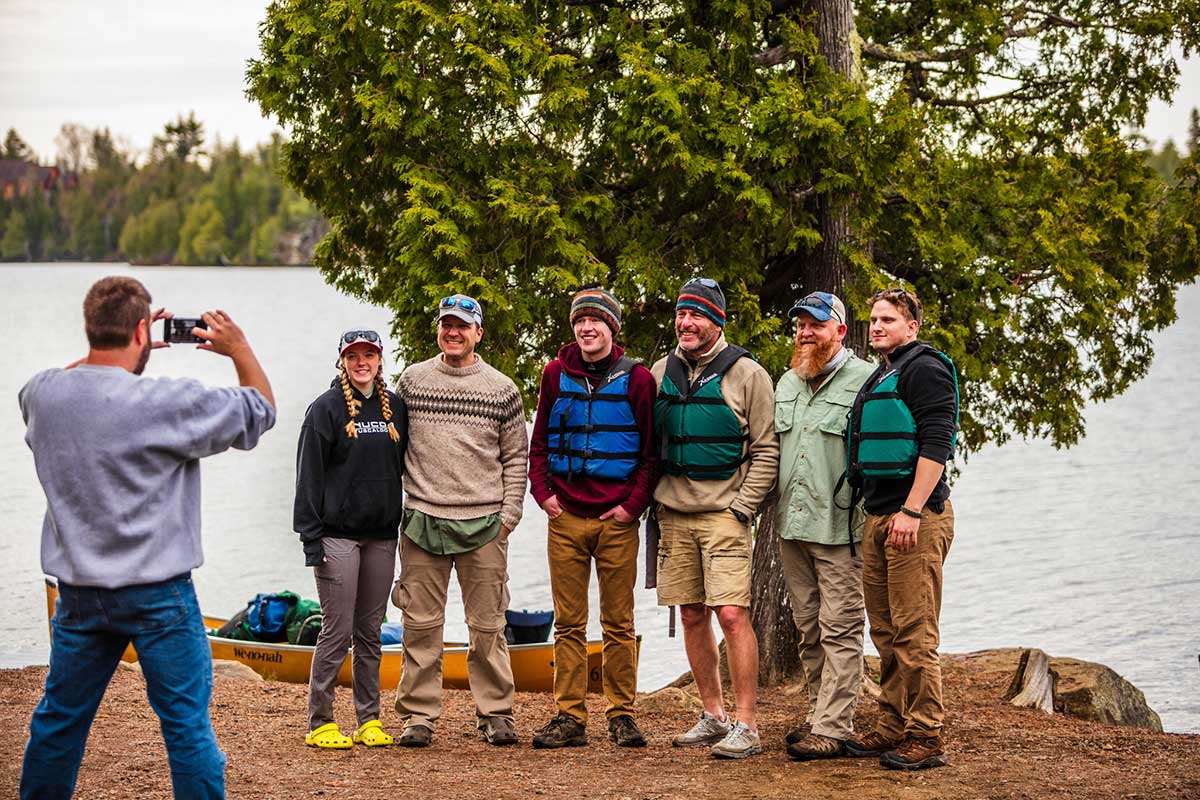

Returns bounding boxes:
[20,574,226,799]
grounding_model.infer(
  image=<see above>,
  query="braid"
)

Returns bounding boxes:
[338,365,362,439]
[376,372,401,442]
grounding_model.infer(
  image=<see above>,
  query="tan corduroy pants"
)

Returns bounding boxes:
[392,534,514,729]
[778,538,864,740]
[861,501,955,739]
[547,510,639,724]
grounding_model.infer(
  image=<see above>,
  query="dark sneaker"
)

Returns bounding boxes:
[398,724,433,748]
[608,715,647,748]
[787,733,845,761]
[881,736,947,770]
[479,716,518,746]
[532,713,587,749]
[671,711,731,748]
[784,723,812,746]
[843,730,903,758]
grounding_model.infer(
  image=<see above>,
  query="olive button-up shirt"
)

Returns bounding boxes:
[774,353,875,544]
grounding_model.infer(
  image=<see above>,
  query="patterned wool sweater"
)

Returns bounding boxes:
[396,354,528,530]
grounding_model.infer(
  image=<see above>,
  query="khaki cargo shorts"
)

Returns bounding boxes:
[655,506,752,608]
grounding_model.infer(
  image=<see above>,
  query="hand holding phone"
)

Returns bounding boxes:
[162,317,209,344]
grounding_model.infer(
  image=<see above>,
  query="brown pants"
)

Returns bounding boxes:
[392,534,514,729]
[861,501,955,739]
[307,537,397,731]
[778,539,864,740]
[547,510,639,724]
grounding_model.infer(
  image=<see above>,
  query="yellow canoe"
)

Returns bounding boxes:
[44,578,624,693]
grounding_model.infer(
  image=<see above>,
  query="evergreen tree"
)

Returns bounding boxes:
[2,129,33,161]
[1189,108,1200,159]
[1,210,28,260]
[248,0,1200,680]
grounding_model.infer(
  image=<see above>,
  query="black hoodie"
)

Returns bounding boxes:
[293,379,407,565]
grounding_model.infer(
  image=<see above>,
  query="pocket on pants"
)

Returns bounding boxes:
[391,580,408,611]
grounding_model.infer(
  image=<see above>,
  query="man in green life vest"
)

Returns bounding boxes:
[842,287,959,771]
[773,292,874,763]
[651,277,779,759]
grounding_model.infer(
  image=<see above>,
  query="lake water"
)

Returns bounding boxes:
[1,264,1196,733]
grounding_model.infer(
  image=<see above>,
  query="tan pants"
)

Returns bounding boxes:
[655,507,753,607]
[547,510,639,724]
[392,533,514,728]
[778,538,864,740]
[861,501,955,739]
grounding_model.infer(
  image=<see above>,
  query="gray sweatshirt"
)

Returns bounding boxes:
[19,364,276,589]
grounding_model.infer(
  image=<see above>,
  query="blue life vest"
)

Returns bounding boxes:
[548,356,641,481]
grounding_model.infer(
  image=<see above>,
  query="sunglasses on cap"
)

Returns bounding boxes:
[872,287,920,320]
[685,277,719,289]
[440,296,478,312]
[796,294,839,316]
[341,330,381,345]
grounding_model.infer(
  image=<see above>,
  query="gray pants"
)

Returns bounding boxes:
[779,538,865,739]
[307,536,397,731]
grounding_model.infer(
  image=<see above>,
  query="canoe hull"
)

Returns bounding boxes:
[45,578,619,692]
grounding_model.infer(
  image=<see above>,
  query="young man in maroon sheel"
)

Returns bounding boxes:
[527,288,659,749]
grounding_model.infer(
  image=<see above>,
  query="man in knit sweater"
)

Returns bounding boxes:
[528,288,658,749]
[652,277,779,759]
[391,293,528,748]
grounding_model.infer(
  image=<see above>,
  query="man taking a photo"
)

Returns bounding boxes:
[19,276,275,799]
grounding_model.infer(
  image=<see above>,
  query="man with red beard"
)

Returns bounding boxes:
[773,291,874,762]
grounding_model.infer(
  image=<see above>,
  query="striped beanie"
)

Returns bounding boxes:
[570,287,622,334]
[677,277,726,327]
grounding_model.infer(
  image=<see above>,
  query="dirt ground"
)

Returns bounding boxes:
[2,651,1197,799]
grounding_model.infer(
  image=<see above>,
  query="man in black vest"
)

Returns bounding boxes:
[844,287,958,770]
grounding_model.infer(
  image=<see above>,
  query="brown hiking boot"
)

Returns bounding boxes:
[787,733,845,761]
[532,713,587,749]
[880,736,947,770]
[784,723,811,745]
[608,715,647,747]
[843,730,903,758]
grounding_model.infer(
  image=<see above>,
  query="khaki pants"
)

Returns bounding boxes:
[308,537,397,731]
[392,534,514,728]
[547,510,639,724]
[778,538,864,740]
[861,501,955,739]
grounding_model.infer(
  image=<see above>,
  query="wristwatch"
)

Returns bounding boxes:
[730,508,750,525]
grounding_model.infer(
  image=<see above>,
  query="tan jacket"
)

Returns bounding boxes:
[650,335,779,517]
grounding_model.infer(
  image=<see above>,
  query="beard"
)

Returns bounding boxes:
[791,338,839,379]
[132,338,151,375]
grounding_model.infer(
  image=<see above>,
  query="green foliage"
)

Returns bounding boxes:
[177,195,230,264]
[2,128,33,160]
[248,0,1200,448]
[1,210,28,260]
[0,123,324,265]
[119,199,182,263]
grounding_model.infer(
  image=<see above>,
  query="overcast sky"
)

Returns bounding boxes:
[2,0,1198,162]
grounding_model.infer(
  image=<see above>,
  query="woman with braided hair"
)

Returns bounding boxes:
[294,329,408,749]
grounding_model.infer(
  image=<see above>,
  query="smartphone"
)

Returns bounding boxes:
[163,317,208,344]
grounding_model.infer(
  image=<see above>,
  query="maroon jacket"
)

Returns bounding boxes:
[528,342,659,518]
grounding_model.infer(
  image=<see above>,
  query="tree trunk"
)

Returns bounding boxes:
[749,492,802,685]
[750,0,863,686]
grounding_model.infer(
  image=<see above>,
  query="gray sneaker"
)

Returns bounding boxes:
[672,711,732,748]
[710,721,763,759]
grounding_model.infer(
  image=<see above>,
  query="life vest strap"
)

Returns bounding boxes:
[554,449,642,461]
[551,423,640,434]
[856,431,916,440]
[668,433,749,445]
